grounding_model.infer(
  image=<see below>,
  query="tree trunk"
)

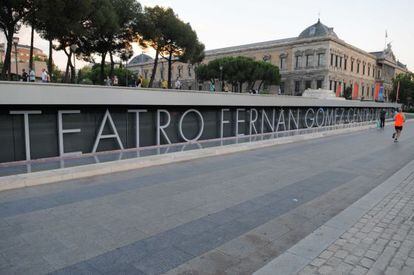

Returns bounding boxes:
[167,51,173,89]
[100,52,107,85]
[149,48,160,88]
[63,49,72,83]
[239,82,243,93]
[109,52,114,78]
[1,30,14,80]
[48,40,53,81]
[29,25,34,71]
[258,80,264,91]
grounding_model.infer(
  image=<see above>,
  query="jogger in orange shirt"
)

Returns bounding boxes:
[392,108,406,142]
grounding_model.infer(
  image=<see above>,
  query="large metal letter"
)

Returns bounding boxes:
[261,109,275,133]
[220,108,230,138]
[304,108,315,128]
[9,110,42,160]
[179,109,204,142]
[235,108,245,137]
[249,108,258,135]
[128,109,147,147]
[157,109,172,145]
[276,109,286,132]
[288,109,300,130]
[92,109,124,153]
[58,110,82,156]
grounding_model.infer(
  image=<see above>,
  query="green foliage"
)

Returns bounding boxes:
[77,64,134,86]
[390,73,414,106]
[138,6,204,88]
[0,0,33,79]
[141,78,150,88]
[196,56,281,92]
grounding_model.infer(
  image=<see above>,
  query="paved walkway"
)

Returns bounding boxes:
[298,163,414,275]
[0,123,413,274]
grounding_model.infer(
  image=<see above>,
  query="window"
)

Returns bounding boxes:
[280,57,286,70]
[305,80,312,89]
[317,53,325,66]
[329,80,333,90]
[306,55,313,67]
[351,60,354,72]
[295,81,301,94]
[295,56,302,69]
[357,63,360,74]
[363,64,365,75]
[330,54,334,66]
[339,57,342,69]
[367,66,370,76]
[334,81,337,93]
[335,55,338,67]
[317,80,323,89]
[344,59,347,70]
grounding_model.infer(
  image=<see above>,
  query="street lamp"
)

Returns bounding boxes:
[70,44,78,83]
[219,65,223,91]
[12,37,19,81]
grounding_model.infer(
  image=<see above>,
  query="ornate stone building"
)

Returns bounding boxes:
[127,20,409,100]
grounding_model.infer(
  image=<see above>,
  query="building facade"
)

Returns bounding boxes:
[127,20,409,100]
[0,43,47,63]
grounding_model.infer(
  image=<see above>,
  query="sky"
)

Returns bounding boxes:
[2,0,413,71]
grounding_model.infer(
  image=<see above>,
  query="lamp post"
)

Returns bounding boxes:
[219,65,223,91]
[70,44,78,83]
[12,37,19,81]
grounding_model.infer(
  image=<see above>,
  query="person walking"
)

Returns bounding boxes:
[29,68,36,82]
[21,69,28,82]
[41,68,49,83]
[380,109,386,129]
[392,108,405,142]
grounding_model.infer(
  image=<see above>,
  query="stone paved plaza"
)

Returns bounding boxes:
[299,165,414,275]
[0,123,414,274]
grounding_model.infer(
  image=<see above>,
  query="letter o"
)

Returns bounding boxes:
[179,109,204,142]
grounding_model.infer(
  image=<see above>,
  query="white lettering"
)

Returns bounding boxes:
[128,109,147,147]
[220,108,230,138]
[157,109,172,145]
[58,110,82,156]
[304,108,315,128]
[92,109,124,153]
[249,108,258,135]
[179,109,204,142]
[235,108,245,137]
[9,110,42,160]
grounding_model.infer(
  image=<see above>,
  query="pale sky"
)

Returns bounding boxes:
[2,0,413,71]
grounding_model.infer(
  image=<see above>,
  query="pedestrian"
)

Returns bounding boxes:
[105,76,112,86]
[21,69,28,82]
[392,108,405,142]
[29,68,36,82]
[175,78,181,90]
[209,79,215,92]
[136,75,142,88]
[379,109,386,129]
[41,68,49,83]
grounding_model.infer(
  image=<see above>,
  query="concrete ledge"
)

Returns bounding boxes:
[253,159,414,275]
[0,123,388,192]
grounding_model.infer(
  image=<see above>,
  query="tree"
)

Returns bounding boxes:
[0,0,32,79]
[196,56,281,93]
[138,6,204,88]
[80,0,142,85]
[390,73,414,107]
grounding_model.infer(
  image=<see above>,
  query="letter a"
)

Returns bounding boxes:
[92,109,124,153]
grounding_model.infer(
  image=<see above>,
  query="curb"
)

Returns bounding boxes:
[0,123,384,192]
[253,160,414,275]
